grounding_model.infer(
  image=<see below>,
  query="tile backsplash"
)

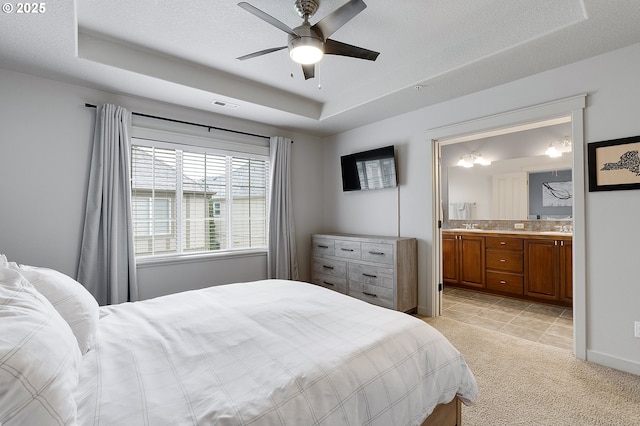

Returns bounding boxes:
[446,219,573,233]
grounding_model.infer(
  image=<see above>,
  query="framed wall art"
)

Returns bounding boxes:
[588,135,640,192]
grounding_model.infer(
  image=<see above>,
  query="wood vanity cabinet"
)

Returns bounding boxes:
[560,239,573,303]
[485,236,524,296]
[443,231,572,307]
[442,232,485,289]
[525,236,572,306]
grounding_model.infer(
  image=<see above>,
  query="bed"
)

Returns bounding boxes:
[1,256,477,426]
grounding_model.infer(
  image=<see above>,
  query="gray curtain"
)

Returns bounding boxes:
[77,104,138,305]
[268,136,299,280]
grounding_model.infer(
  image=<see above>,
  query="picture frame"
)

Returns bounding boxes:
[587,135,640,192]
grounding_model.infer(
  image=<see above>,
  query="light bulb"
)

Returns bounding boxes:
[546,145,561,157]
[290,45,323,64]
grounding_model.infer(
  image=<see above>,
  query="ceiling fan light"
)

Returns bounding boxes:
[289,37,324,64]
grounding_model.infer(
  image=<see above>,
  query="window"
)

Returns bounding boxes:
[130,135,269,258]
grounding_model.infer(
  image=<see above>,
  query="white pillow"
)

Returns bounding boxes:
[16,265,99,355]
[0,267,81,425]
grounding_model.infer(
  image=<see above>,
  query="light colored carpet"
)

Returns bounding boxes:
[422,316,640,426]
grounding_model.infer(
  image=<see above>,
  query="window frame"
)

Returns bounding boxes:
[130,127,270,265]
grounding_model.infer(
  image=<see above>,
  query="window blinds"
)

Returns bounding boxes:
[131,140,268,258]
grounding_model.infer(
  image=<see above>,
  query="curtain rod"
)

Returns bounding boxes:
[84,103,271,140]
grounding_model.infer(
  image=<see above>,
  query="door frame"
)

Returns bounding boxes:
[427,94,587,360]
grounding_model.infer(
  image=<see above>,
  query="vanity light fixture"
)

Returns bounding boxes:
[546,136,572,158]
[457,151,491,168]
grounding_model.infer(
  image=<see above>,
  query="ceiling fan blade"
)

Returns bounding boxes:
[312,0,367,39]
[302,64,315,80]
[237,46,287,61]
[238,2,297,36]
[324,39,379,61]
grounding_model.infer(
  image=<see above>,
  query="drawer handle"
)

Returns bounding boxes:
[500,259,507,262]
[317,244,329,249]
[363,291,378,298]
[362,273,378,278]
[322,281,335,286]
[322,265,334,270]
[500,241,507,245]
[499,280,507,284]
[340,248,354,252]
[368,251,385,255]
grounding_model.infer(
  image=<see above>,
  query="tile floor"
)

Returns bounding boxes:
[442,287,574,351]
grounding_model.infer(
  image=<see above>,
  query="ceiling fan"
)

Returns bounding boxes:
[236,0,380,80]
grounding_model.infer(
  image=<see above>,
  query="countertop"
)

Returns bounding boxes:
[443,228,572,237]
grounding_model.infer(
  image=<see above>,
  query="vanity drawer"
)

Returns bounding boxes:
[361,242,394,264]
[485,236,524,251]
[486,250,523,273]
[334,240,362,260]
[486,271,523,295]
[312,258,347,278]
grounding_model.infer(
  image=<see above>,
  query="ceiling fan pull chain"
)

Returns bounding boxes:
[318,61,322,89]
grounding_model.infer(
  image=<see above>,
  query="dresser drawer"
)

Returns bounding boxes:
[312,274,347,294]
[361,242,394,265]
[486,249,523,273]
[348,263,394,289]
[334,240,362,260]
[486,271,523,295]
[348,281,393,309]
[312,238,335,257]
[485,236,524,251]
[312,258,347,278]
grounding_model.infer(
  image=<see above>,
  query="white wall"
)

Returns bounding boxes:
[322,42,640,375]
[0,68,324,299]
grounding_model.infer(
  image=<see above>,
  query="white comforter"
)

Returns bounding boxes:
[74,280,477,426]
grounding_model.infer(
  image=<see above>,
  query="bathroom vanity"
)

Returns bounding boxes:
[443,229,572,307]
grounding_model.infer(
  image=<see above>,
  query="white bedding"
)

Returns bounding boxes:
[74,280,477,426]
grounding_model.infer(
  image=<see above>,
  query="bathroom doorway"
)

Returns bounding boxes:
[426,95,586,359]
[438,119,575,349]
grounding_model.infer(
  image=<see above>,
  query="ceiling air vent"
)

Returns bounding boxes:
[211,100,239,109]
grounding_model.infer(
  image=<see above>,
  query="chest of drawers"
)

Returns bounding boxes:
[311,233,417,312]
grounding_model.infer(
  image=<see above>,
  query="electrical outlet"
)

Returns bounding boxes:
[635,321,640,338]
[514,223,524,229]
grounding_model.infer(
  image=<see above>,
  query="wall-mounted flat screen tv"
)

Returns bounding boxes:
[341,145,398,191]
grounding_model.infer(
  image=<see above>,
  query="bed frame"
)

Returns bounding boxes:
[422,396,462,426]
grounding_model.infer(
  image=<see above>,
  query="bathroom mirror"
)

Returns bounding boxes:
[446,155,572,220]
[440,120,574,222]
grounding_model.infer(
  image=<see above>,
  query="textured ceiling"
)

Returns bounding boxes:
[2,1,640,136]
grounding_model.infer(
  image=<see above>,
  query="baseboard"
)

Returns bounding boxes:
[587,350,640,376]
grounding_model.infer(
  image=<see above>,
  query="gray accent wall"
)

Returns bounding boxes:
[528,169,573,219]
